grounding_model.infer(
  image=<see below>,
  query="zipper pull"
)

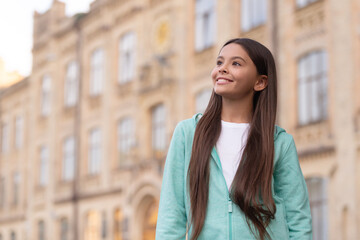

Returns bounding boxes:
[228,200,232,213]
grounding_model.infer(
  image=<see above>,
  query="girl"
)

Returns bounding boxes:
[155,38,312,240]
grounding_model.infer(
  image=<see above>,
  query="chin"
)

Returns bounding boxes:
[214,90,230,98]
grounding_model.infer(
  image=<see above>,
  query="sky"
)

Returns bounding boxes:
[0,0,94,76]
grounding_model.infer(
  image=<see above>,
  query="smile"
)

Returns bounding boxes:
[216,78,233,83]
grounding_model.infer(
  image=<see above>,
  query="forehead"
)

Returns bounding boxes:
[218,43,250,59]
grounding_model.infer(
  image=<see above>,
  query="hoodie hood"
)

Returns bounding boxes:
[193,113,286,140]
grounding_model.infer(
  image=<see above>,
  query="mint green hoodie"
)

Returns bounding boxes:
[156,114,312,240]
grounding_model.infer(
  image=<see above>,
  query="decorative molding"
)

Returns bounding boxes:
[298,145,335,159]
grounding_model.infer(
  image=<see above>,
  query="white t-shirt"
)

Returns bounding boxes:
[216,120,250,190]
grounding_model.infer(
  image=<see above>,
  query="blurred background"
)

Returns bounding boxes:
[0,0,359,239]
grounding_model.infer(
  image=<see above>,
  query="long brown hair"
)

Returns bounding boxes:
[188,38,277,240]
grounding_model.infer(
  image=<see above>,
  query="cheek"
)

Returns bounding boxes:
[210,68,217,81]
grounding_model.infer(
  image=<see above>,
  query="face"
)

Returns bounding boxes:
[211,43,267,101]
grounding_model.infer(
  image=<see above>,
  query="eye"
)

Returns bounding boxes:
[216,60,223,66]
[233,61,241,66]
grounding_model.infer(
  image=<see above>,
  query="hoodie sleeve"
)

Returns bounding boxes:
[273,135,313,239]
[155,122,187,240]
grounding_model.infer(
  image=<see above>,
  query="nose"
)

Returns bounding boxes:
[218,65,228,74]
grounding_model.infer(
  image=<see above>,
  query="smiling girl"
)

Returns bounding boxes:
[155,38,312,240]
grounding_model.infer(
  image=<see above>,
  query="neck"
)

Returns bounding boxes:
[221,97,253,123]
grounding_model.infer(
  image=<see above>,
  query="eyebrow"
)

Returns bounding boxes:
[217,56,247,63]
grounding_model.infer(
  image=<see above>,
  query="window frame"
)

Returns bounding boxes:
[1,123,9,154]
[151,104,166,152]
[62,136,75,181]
[241,0,267,32]
[39,146,49,186]
[64,60,79,107]
[118,32,136,84]
[195,0,216,52]
[117,117,135,165]
[15,116,23,149]
[297,50,328,126]
[296,0,319,9]
[90,48,105,96]
[306,177,328,240]
[41,74,51,116]
[89,128,101,175]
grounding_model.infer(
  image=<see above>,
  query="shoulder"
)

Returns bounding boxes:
[174,113,201,132]
[170,114,200,141]
[274,125,295,147]
[274,125,297,164]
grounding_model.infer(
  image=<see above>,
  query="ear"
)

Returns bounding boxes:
[253,75,268,91]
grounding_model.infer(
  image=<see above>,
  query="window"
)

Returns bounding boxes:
[62,136,75,181]
[90,49,104,96]
[60,218,69,240]
[142,199,158,240]
[195,0,216,51]
[0,177,4,208]
[119,32,136,84]
[10,231,16,240]
[297,51,327,125]
[117,117,135,165]
[39,146,49,186]
[296,0,319,9]
[195,89,212,113]
[38,220,45,240]
[306,177,328,240]
[1,123,9,153]
[12,172,20,205]
[65,60,79,107]
[15,116,23,149]
[241,0,267,32]
[89,129,101,175]
[41,75,51,116]
[85,211,100,240]
[101,212,107,239]
[114,209,123,240]
[152,104,166,152]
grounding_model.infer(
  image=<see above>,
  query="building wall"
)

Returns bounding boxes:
[0,0,360,239]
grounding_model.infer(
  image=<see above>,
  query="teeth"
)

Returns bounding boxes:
[217,79,230,83]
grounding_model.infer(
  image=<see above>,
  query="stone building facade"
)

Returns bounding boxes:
[0,0,360,239]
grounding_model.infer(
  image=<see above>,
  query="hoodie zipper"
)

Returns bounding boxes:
[212,148,233,240]
[228,199,233,240]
